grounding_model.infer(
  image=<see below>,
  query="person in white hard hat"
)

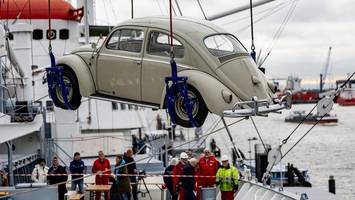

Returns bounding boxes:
[216,155,239,200]
[172,152,189,200]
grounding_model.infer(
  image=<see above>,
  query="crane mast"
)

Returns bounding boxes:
[320,46,332,93]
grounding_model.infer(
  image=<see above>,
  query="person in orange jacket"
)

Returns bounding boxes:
[172,152,189,200]
[196,148,220,199]
[92,151,111,200]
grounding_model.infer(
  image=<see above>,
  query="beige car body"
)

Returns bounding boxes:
[57,16,277,116]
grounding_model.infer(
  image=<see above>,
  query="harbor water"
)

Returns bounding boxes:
[204,103,355,200]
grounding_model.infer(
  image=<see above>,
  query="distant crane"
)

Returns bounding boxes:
[320,46,332,93]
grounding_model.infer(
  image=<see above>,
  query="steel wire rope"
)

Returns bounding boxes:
[233,0,291,34]
[250,117,267,152]
[258,0,300,66]
[265,71,355,173]
[222,0,291,26]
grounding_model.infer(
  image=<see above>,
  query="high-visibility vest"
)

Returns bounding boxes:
[216,166,239,192]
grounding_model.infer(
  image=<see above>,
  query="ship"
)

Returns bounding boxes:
[336,79,355,106]
[285,110,338,124]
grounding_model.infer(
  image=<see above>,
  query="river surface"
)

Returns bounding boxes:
[201,103,355,200]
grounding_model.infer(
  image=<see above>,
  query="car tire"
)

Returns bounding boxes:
[170,85,208,128]
[53,69,82,110]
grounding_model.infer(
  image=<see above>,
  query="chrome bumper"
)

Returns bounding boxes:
[224,91,292,118]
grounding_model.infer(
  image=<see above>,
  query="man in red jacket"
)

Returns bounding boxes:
[92,151,111,200]
[196,148,220,199]
[172,152,189,200]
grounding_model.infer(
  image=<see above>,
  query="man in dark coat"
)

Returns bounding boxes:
[164,158,179,200]
[70,152,85,193]
[48,157,68,200]
[111,155,131,200]
[181,158,198,200]
[123,148,137,200]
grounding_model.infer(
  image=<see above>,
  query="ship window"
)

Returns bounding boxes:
[106,29,144,53]
[128,104,133,110]
[120,103,126,110]
[33,29,43,40]
[112,102,118,110]
[46,29,57,40]
[59,29,69,40]
[147,31,184,58]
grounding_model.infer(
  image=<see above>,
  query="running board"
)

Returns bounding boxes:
[224,91,292,118]
[90,94,160,109]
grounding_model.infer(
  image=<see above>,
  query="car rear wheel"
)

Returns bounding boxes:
[171,85,208,128]
[53,69,81,110]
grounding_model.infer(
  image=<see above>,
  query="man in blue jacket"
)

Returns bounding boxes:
[70,152,86,193]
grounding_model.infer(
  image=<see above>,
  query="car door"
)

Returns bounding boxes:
[96,27,146,101]
[141,29,188,104]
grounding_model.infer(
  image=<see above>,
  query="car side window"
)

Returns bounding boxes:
[147,31,184,58]
[106,29,144,53]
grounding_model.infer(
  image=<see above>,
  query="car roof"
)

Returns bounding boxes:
[115,16,227,39]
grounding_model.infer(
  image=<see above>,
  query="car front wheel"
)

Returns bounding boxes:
[53,69,82,110]
[170,85,208,128]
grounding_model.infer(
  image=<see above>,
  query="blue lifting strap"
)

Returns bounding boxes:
[45,52,73,109]
[165,60,198,127]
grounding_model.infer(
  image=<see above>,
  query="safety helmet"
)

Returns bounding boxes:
[180,152,188,159]
[221,155,229,162]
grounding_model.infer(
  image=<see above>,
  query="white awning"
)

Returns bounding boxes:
[0,114,43,143]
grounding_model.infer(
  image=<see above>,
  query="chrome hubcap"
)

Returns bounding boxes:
[55,76,73,104]
[174,91,199,121]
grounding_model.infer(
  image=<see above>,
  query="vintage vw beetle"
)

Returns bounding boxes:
[53,16,278,127]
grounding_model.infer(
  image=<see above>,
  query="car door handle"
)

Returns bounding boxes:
[133,60,142,65]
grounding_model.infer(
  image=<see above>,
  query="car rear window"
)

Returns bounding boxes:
[204,34,247,62]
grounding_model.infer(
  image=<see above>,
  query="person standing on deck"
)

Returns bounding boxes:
[70,152,85,193]
[216,155,239,200]
[111,155,131,200]
[181,158,198,200]
[164,158,179,200]
[196,148,220,199]
[92,151,111,200]
[172,152,189,200]
[31,158,49,183]
[47,157,68,200]
[123,148,138,200]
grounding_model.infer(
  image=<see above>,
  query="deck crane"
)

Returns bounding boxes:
[320,46,332,93]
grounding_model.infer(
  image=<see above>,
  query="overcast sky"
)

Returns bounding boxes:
[88,0,355,88]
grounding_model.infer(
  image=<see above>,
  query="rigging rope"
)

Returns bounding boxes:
[249,0,256,61]
[259,0,300,66]
[279,71,355,160]
[250,117,267,152]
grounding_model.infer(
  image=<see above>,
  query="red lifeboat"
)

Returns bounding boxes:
[0,0,83,22]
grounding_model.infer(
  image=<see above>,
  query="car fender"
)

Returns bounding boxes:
[56,55,96,97]
[160,70,240,116]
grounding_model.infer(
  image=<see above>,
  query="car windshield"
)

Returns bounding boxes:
[204,34,246,58]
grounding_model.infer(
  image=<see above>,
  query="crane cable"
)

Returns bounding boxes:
[259,0,300,67]
[249,0,256,61]
[262,71,355,176]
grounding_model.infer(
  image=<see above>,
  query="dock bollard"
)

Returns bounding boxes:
[328,175,336,194]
